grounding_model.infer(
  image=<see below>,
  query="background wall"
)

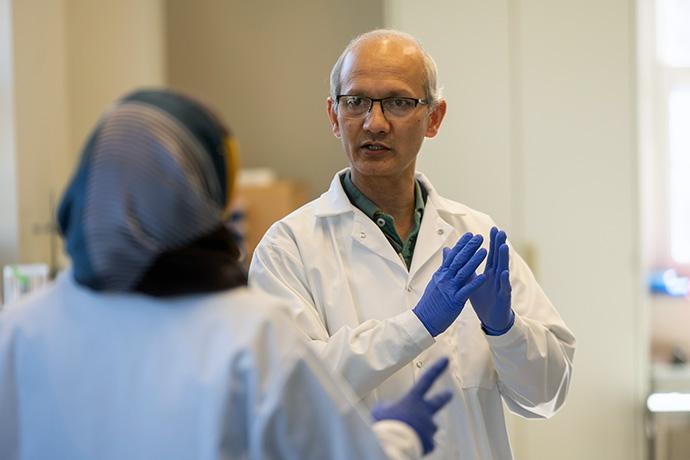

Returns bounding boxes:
[0,0,165,275]
[512,2,645,458]
[386,1,646,459]
[165,0,384,196]
[64,0,166,161]
[7,0,71,269]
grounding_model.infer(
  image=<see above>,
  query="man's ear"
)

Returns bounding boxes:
[425,99,447,138]
[326,97,341,138]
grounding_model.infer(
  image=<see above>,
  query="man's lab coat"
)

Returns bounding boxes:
[0,272,420,460]
[250,170,576,460]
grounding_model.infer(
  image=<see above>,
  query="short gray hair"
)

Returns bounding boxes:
[329,29,442,105]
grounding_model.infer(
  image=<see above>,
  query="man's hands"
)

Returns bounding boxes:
[469,227,515,335]
[371,357,453,455]
[413,233,487,337]
[413,228,515,337]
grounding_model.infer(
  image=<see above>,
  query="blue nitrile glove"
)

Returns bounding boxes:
[469,227,515,335]
[412,233,487,336]
[371,357,453,455]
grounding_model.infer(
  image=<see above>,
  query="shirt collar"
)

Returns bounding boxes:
[313,168,469,217]
[340,170,426,221]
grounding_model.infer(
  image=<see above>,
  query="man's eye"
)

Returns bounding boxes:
[391,98,413,108]
[345,97,364,107]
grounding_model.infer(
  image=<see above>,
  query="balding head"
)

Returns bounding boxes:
[329,29,442,105]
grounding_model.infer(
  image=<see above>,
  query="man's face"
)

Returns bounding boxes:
[327,37,446,184]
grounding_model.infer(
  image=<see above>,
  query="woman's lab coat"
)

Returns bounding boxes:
[0,272,420,460]
[249,170,577,460]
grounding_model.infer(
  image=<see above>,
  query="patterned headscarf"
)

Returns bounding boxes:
[58,89,242,293]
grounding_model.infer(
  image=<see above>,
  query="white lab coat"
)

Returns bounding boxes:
[249,170,576,460]
[0,271,421,460]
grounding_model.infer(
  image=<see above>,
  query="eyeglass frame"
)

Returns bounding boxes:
[335,95,430,118]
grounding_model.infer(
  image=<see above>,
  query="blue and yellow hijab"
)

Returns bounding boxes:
[58,89,245,295]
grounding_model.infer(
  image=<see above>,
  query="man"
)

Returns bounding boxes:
[0,89,458,460]
[249,30,575,459]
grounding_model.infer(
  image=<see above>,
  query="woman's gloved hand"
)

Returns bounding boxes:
[413,233,487,336]
[469,227,515,335]
[371,357,453,455]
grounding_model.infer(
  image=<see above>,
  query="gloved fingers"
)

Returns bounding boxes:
[497,242,509,276]
[425,419,439,442]
[443,232,474,267]
[455,273,486,304]
[426,390,453,413]
[493,230,507,270]
[485,227,499,270]
[419,421,437,455]
[452,248,486,285]
[441,247,451,265]
[442,233,473,269]
[498,242,509,268]
[499,270,511,296]
[448,235,483,274]
[411,357,450,397]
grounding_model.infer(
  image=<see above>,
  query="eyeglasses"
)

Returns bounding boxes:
[336,95,429,119]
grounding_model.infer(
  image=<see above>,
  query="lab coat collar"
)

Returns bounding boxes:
[312,168,356,217]
[415,173,469,217]
[312,169,468,277]
[313,168,470,218]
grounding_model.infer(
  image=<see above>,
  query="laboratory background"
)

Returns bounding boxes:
[1,0,689,459]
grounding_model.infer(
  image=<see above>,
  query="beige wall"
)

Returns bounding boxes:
[0,0,166,273]
[510,1,645,458]
[387,0,645,459]
[166,0,384,197]
[65,0,166,160]
[10,0,71,268]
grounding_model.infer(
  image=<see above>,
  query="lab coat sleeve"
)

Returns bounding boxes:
[249,233,434,399]
[372,421,423,459]
[485,247,576,418]
[247,311,422,460]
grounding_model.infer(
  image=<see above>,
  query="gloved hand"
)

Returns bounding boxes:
[469,227,515,335]
[413,233,487,336]
[371,357,453,455]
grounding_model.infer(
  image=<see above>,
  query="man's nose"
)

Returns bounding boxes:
[363,100,391,134]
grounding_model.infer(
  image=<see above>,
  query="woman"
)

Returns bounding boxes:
[0,89,451,460]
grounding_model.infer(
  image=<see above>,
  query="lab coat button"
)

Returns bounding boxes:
[406,286,412,292]
[437,229,444,235]
[360,232,366,239]
[415,361,423,368]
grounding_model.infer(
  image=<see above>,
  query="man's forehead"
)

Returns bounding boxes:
[339,37,426,91]
[346,36,422,66]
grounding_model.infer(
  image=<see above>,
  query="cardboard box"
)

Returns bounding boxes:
[234,180,308,261]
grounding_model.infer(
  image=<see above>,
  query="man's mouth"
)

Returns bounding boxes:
[361,142,390,152]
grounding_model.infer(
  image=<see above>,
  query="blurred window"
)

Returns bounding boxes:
[657,0,690,66]
[653,0,690,272]
[669,87,690,264]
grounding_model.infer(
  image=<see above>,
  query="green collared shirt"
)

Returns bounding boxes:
[341,171,426,269]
